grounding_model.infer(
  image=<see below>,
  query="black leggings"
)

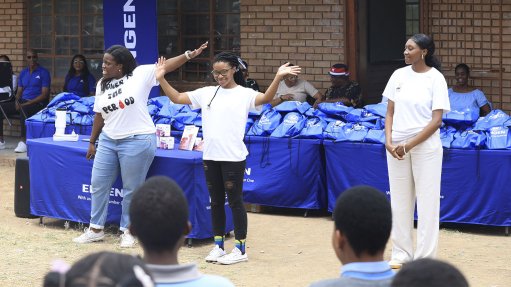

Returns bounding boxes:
[203,160,247,240]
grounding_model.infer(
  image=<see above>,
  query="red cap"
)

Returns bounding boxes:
[329,65,349,76]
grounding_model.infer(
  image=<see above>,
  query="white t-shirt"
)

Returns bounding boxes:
[274,78,318,103]
[188,85,260,161]
[94,64,158,139]
[383,65,450,142]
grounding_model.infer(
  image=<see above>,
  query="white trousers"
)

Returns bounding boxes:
[386,132,443,263]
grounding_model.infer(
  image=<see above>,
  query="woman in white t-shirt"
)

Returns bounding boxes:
[73,43,208,248]
[155,51,300,265]
[383,34,450,269]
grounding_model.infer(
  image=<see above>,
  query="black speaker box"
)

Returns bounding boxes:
[14,157,37,218]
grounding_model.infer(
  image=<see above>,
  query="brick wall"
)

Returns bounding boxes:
[240,0,345,95]
[0,0,26,137]
[428,0,511,113]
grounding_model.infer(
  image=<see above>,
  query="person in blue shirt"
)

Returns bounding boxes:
[448,63,491,117]
[63,54,96,97]
[309,185,394,287]
[129,176,235,287]
[0,49,51,153]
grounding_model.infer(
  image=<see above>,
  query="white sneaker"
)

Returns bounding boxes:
[217,247,248,265]
[14,141,27,153]
[73,228,105,243]
[205,245,227,262]
[0,141,5,150]
[120,230,136,248]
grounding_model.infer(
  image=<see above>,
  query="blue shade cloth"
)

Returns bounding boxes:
[270,112,306,138]
[27,137,233,239]
[473,109,511,131]
[485,126,511,149]
[323,140,511,227]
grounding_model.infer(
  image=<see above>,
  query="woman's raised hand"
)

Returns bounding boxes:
[155,56,167,80]
[188,41,209,59]
[277,62,301,79]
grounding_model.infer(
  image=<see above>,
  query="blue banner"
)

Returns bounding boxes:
[103,0,159,98]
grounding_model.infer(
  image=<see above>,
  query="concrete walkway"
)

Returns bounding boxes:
[0,136,27,164]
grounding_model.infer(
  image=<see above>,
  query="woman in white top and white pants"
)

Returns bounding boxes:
[383,34,450,269]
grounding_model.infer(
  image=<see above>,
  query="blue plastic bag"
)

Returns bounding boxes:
[485,126,511,149]
[270,112,306,138]
[363,102,388,118]
[335,123,369,142]
[442,108,479,126]
[274,101,311,114]
[47,92,80,108]
[247,108,282,136]
[323,120,348,140]
[297,117,327,139]
[473,109,510,131]
[364,129,385,144]
[317,102,353,117]
[440,125,457,148]
[451,129,486,149]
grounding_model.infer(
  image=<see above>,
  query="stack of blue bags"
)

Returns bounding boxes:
[30,94,511,149]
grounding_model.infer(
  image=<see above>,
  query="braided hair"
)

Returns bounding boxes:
[213,51,247,87]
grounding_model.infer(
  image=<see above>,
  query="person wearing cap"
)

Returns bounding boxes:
[314,63,362,108]
[270,63,322,107]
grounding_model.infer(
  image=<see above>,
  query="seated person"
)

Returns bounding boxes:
[0,55,17,150]
[315,63,362,108]
[391,258,469,287]
[309,185,394,287]
[63,54,96,97]
[241,60,260,92]
[129,176,235,287]
[270,63,321,107]
[43,251,154,287]
[0,54,17,96]
[449,63,491,117]
[0,49,51,153]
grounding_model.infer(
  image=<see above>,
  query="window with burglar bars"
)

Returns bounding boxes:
[27,0,104,90]
[158,0,241,83]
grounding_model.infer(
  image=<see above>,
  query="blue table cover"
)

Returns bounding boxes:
[324,140,511,227]
[27,137,233,239]
[243,136,326,209]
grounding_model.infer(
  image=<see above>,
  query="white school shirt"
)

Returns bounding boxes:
[382,65,450,143]
[93,65,157,139]
[188,85,260,161]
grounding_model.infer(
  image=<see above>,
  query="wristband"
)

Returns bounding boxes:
[184,50,192,60]
[89,140,96,144]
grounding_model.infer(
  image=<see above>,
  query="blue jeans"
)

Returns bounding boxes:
[89,133,156,231]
